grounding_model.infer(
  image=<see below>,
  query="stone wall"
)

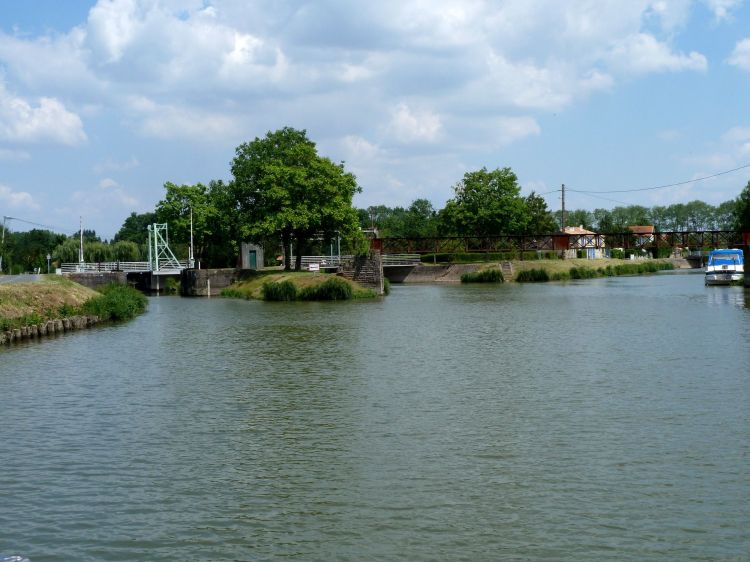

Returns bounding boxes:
[1,315,100,345]
[181,268,257,296]
[64,272,127,290]
[338,254,384,294]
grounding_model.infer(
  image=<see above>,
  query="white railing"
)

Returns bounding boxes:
[290,255,348,269]
[381,253,421,266]
[60,261,188,273]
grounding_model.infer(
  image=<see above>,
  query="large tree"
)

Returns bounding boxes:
[734,180,750,231]
[113,211,156,244]
[440,167,529,236]
[229,127,362,270]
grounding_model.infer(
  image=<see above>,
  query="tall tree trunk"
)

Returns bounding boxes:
[282,232,292,271]
[295,236,305,271]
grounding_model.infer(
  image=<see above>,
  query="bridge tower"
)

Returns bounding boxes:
[147,223,181,272]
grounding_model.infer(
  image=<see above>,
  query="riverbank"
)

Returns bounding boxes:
[0,276,147,346]
[221,271,379,300]
[399,258,687,283]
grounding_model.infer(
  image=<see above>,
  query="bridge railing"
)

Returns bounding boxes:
[381,254,421,266]
[60,261,189,273]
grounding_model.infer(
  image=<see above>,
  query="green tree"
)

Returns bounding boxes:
[525,192,558,233]
[114,211,156,244]
[229,127,362,270]
[403,199,438,238]
[565,209,594,230]
[734,181,750,231]
[440,167,529,236]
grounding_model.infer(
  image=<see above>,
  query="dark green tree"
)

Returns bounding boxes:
[734,180,750,231]
[229,127,362,270]
[114,211,156,244]
[440,167,529,236]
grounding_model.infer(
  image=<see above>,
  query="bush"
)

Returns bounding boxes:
[609,249,624,259]
[569,266,598,279]
[516,268,550,282]
[460,268,504,283]
[262,280,298,301]
[551,271,570,281]
[299,277,353,301]
[83,283,147,321]
[383,277,391,295]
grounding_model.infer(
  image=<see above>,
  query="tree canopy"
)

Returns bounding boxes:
[229,127,362,270]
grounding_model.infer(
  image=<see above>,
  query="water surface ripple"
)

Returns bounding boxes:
[1,272,749,560]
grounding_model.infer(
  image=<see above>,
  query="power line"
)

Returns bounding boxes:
[567,163,750,194]
[1,215,76,234]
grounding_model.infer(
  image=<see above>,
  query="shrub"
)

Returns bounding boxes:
[83,283,147,321]
[551,271,570,281]
[262,280,298,301]
[516,268,549,282]
[299,277,353,301]
[383,277,391,295]
[569,266,598,279]
[609,249,624,259]
[460,268,504,283]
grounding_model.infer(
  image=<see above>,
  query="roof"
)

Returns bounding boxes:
[628,225,654,235]
[562,225,597,235]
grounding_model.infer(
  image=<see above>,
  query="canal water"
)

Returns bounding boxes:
[1,272,749,561]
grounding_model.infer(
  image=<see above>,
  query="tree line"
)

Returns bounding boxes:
[2,126,750,273]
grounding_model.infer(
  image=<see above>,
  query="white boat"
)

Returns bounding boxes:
[705,249,744,285]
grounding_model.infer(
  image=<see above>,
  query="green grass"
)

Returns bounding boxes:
[460,268,504,283]
[223,271,377,301]
[81,283,148,321]
[262,280,298,301]
[516,268,550,282]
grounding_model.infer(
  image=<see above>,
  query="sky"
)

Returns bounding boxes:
[1,0,750,238]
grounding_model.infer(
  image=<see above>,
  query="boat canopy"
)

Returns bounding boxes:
[708,249,744,265]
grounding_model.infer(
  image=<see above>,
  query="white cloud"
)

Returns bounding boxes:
[93,156,139,174]
[702,0,742,21]
[495,116,541,145]
[0,85,86,145]
[125,96,241,141]
[0,184,39,210]
[99,178,119,189]
[727,38,750,71]
[388,103,442,143]
[608,33,707,74]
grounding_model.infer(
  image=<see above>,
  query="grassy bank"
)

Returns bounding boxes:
[514,259,674,282]
[0,276,147,331]
[221,271,378,301]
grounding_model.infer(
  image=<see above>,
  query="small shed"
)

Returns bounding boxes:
[240,242,264,270]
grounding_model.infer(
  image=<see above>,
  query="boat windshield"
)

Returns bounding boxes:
[710,253,742,265]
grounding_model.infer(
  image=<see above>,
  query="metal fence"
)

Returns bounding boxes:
[60,261,189,273]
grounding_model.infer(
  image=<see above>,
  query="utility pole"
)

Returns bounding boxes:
[560,183,566,230]
[189,207,195,268]
[0,216,7,273]
[79,216,84,268]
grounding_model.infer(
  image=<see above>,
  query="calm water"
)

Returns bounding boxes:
[1,272,749,561]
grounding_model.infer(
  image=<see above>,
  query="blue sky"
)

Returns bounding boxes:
[1,0,750,238]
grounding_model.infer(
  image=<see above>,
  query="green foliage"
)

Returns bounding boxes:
[609,248,624,259]
[82,284,147,321]
[299,276,353,301]
[229,127,361,270]
[383,277,391,295]
[569,266,598,279]
[551,271,570,281]
[113,212,156,244]
[164,277,180,295]
[262,280,298,301]
[516,268,550,282]
[460,268,504,283]
[734,180,750,231]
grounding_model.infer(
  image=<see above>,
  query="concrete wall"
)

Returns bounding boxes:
[181,268,257,296]
[63,272,127,290]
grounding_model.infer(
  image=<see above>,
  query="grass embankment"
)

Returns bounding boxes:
[514,259,674,282]
[460,267,504,283]
[221,271,378,301]
[0,276,147,331]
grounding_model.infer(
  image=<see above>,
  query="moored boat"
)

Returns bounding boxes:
[705,248,744,285]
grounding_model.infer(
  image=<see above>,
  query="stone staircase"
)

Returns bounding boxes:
[338,254,384,294]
